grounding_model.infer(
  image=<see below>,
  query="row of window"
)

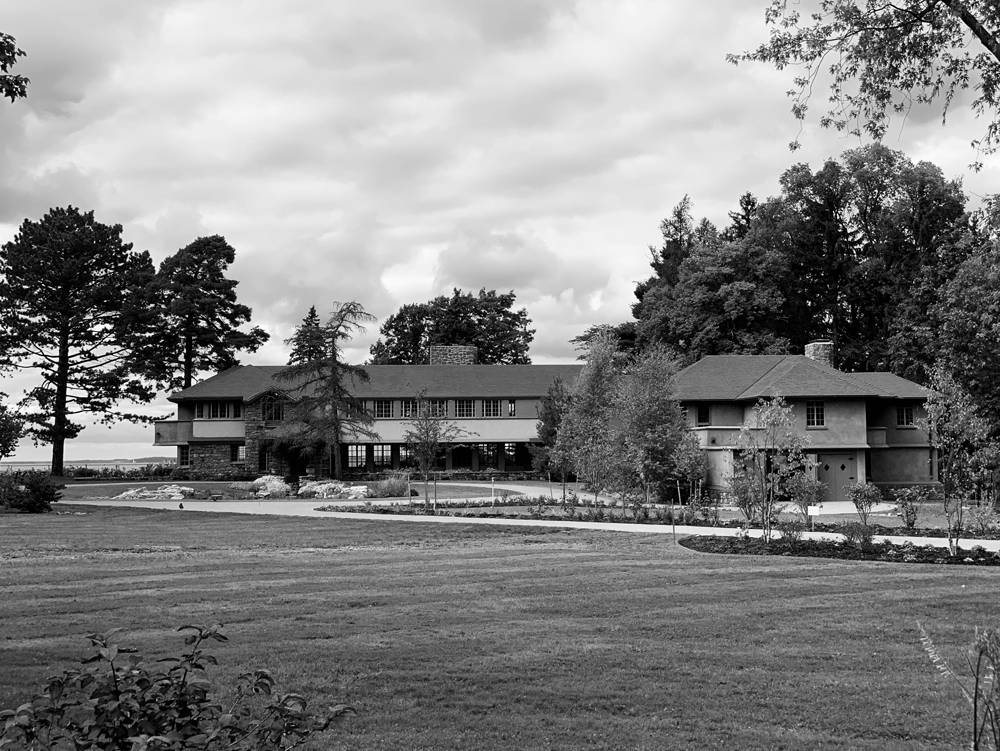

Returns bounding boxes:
[375,399,516,419]
[194,401,242,419]
[346,443,520,469]
[691,402,917,429]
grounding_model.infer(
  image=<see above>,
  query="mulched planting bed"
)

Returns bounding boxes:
[681,535,1000,565]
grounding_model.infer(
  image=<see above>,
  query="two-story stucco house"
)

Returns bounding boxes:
[674,341,935,501]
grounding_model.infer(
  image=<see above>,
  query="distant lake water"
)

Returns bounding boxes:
[1,460,176,472]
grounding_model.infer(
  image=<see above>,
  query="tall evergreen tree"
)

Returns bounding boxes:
[274,302,377,479]
[0,206,158,475]
[286,305,324,365]
[149,235,269,390]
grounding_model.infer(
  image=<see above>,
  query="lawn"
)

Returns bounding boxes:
[0,505,993,750]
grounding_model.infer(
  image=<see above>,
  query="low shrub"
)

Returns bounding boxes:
[0,623,353,750]
[967,502,1000,536]
[777,519,806,546]
[840,521,875,549]
[893,487,927,531]
[0,471,62,513]
[846,481,883,526]
[369,474,410,498]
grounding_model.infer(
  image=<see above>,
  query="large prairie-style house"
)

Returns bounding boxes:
[154,346,581,478]
[153,342,936,501]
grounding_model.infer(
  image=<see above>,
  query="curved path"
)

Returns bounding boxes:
[64,482,1000,553]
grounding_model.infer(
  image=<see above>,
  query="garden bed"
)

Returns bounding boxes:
[680,535,1000,565]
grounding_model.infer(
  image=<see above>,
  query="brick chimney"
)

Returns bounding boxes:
[428,345,478,365]
[804,340,834,368]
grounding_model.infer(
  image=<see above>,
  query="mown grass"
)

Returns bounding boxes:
[0,505,993,750]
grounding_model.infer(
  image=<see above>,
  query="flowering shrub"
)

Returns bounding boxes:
[251,476,292,497]
[114,485,194,501]
[297,481,368,499]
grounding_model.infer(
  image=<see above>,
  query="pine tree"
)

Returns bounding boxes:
[149,235,268,391]
[286,306,325,365]
[274,302,377,479]
[0,206,158,475]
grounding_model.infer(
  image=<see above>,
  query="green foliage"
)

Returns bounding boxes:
[274,302,376,480]
[147,235,269,391]
[0,624,353,750]
[402,391,473,509]
[530,375,571,479]
[840,521,875,549]
[628,145,968,374]
[729,397,813,542]
[369,473,410,499]
[892,487,927,531]
[0,32,28,102]
[0,471,62,513]
[0,397,23,460]
[785,471,825,522]
[776,519,806,547]
[0,206,160,475]
[846,481,883,526]
[920,623,1000,751]
[734,1,1000,161]
[285,306,324,366]
[369,288,534,364]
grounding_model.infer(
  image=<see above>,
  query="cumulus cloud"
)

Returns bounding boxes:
[2,0,997,460]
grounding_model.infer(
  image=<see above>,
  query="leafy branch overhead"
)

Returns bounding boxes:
[0,32,28,102]
[733,1,1000,162]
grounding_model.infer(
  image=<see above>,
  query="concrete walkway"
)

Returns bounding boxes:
[65,492,1000,553]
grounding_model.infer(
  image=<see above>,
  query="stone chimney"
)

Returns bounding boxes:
[428,345,478,365]
[804,340,834,368]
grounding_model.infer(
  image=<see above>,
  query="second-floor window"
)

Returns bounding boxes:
[897,406,914,426]
[429,399,448,418]
[195,401,242,419]
[508,400,517,418]
[374,399,394,419]
[456,399,474,418]
[262,398,283,422]
[696,404,710,426]
[483,399,501,417]
[806,401,825,428]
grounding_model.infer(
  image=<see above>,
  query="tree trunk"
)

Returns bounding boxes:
[50,325,71,477]
[183,329,194,389]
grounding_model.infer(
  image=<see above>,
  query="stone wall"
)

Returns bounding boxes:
[189,443,245,479]
[428,345,478,365]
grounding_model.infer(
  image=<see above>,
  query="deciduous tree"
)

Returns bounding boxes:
[149,235,269,391]
[402,391,472,510]
[370,289,534,364]
[733,1,1000,163]
[530,375,572,494]
[0,207,158,475]
[728,397,814,542]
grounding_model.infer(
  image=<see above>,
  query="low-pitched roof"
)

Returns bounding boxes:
[170,364,584,402]
[675,355,923,401]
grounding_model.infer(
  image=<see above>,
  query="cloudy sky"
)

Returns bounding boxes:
[2,0,998,462]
